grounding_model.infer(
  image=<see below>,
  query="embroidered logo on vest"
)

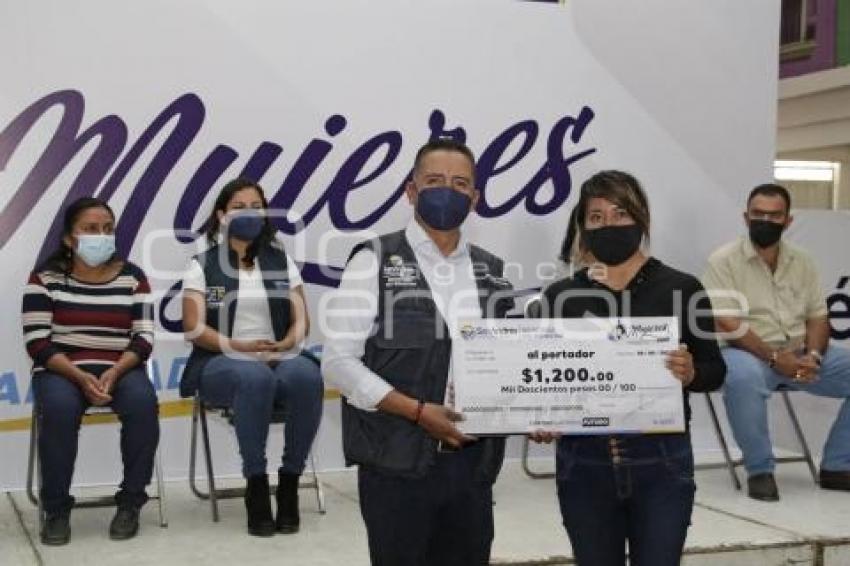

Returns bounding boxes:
[206,286,225,305]
[382,254,420,288]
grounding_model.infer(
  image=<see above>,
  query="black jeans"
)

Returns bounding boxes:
[34,369,160,514]
[556,434,695,566]
[357,443,494,566]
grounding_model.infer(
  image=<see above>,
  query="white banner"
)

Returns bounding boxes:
[787,211,850,344]
[0,0,788,489]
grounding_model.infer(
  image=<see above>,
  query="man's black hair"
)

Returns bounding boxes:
[747,183,792,213]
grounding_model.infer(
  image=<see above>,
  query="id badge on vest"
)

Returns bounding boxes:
[206,286,226,306]
[382,254,419,288]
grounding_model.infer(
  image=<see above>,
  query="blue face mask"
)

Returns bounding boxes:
[415,186,472,231]
[76,234,116,267]
[227,209,265,241]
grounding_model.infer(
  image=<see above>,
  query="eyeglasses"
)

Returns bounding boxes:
[748,210,786,221]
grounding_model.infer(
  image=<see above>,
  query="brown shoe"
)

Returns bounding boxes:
[820,469,850,491]
[747,473,779,501]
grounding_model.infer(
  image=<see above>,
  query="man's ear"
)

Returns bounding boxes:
[405,180,418,206]
[785,214,794,230]
[470,190,480,211]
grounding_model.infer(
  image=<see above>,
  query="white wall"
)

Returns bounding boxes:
[0,0,787,489]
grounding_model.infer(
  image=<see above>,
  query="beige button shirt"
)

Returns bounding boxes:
[701,237,828,348]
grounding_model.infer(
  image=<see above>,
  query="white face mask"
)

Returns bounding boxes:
[75,234,116,267]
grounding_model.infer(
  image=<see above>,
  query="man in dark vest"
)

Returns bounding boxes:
[322,139,515,565]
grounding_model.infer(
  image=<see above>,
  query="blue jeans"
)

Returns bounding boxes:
[199,352,323,477]
[556,434,695,566]
[34,368,160,514]
[721,345,850,475]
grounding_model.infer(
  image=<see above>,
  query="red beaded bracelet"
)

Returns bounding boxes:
[414,400,425,424]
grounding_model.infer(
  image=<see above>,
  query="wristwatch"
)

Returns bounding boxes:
[808,349,824,367]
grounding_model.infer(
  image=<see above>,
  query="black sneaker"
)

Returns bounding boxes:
[109,506,140,541]
[40,511,71,546]
[747,473,780,502]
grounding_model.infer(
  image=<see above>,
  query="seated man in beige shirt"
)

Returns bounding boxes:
[702,183,850,501]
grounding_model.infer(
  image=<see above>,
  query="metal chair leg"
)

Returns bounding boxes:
[781,390,819,484]
[307,452,326,514]
[26,405,39,506]
[188,395,203,499]
[189,398,245,513]
[27,404,44,533]
[153,448,168,527]
[199,401,220,522]
[521,436,555,479]
[705,393,742,490]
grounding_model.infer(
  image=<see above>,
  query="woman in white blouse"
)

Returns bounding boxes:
[181,178,323,537]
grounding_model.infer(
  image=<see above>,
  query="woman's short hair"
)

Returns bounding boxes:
[559,170,650,264]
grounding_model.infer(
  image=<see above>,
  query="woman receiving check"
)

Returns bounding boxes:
[532,170,726,566]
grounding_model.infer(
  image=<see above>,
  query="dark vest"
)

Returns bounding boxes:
[179,243,292,398]
[341,230,515,481]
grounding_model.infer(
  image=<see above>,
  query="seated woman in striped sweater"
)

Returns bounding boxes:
[21,197,159,546]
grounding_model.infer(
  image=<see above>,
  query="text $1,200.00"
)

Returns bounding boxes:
[521,367,615,384]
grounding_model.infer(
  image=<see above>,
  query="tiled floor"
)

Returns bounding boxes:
[2,461,848,565]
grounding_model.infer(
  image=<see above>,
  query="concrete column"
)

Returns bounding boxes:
[838,156,850,209]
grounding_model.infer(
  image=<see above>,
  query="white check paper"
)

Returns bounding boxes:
[452,317,685,435]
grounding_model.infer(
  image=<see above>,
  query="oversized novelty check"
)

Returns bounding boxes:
[452,317,684,435]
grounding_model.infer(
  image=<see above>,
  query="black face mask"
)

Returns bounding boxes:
[583,225,643,266]
[748,219,784,248]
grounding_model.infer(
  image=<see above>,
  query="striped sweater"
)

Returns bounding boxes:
[21,262,154,374]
